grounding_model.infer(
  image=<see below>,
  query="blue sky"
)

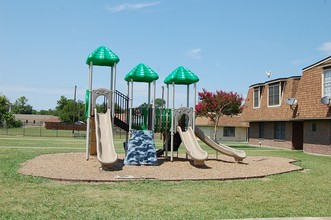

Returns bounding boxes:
[1,0,331,110]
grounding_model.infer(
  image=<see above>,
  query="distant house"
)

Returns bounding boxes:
[13,114,61,127]
[195,115,249,142]
[242,56,331,155]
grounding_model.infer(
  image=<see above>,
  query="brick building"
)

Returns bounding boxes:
[242,56,331,155]
[195,115,249,142]
[14,114,61,127]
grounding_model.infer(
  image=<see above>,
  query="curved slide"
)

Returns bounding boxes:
[195,126,246,161]
[177,126,208,165]
[94,108,118,167]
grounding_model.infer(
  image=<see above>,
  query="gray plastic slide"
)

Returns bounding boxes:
[94,108,118,167]
[195,126,246,161]
[177,126,208,165]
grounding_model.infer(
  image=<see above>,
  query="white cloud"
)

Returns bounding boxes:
[188,48,202,60]
[318,42,331,55]
[107,2,160,13]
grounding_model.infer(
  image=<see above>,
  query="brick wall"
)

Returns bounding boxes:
[297,58,331,155]
[296,59,331,118]
[304,143,331,155]
[303,120,331,155]
[248,121,293,149]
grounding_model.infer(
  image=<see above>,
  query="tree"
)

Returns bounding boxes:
[139,98,165,109]
[114,103,124,113]
[39,109,57,115]
[55,96,86,123]
[138,102,150,109]
[195,89,243,142]
[96,103,107,114]
[0,95,21,128]
[154,98,166,108]
[76,100,86,121]
[55,96,72,123]
[11,96,33,114]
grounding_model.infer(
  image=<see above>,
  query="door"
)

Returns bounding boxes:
[292,121,303,150]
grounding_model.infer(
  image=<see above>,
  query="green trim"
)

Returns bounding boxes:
[85,90,90,117]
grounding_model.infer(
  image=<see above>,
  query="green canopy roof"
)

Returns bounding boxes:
[164,66,199,85]
[124,63,159,83]
[86,46,120,66]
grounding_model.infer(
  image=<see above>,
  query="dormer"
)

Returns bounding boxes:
[265,78,287,108]
[251,83,264,109]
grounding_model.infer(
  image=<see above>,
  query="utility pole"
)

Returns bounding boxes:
[72,85,77,134]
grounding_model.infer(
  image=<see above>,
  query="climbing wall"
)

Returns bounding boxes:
[124,130,158,165]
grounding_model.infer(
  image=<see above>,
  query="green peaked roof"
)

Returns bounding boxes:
[124,63,159,83]
[164,66,199,85]
[86,46,120,66]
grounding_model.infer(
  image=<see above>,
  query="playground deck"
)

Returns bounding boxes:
[20,153,303,182]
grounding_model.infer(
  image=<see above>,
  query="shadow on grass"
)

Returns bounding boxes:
[226,145,258,149]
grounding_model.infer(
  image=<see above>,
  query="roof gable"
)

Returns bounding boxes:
[302,56,331,71]
[242,76,301,122]
[243,56,331,122]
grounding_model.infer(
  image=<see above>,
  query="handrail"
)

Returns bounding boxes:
[113,90,171,132]
[113,90,129,124]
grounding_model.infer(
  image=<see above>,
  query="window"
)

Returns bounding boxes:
[259,122,264,138]
[253,87,260,108]
[268,83,280,106]
[274,122,285,140]
[253,86,264,108]
[312,123,317,132]
[223,127,235,137]
[323,68,331,96]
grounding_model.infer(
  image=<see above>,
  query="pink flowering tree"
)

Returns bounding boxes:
[196,89,243,142]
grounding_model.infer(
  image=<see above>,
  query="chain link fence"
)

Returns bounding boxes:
[0,122,127,138]
[0,122,83,137]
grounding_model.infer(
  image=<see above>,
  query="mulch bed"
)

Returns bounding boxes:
[19,152,303,182]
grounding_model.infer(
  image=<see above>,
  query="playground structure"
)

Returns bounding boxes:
[85,46,246,168]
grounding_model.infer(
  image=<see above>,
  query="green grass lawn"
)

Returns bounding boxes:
[0,134,330,219]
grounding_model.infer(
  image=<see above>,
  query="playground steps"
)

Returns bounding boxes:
[114,116,129,132]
